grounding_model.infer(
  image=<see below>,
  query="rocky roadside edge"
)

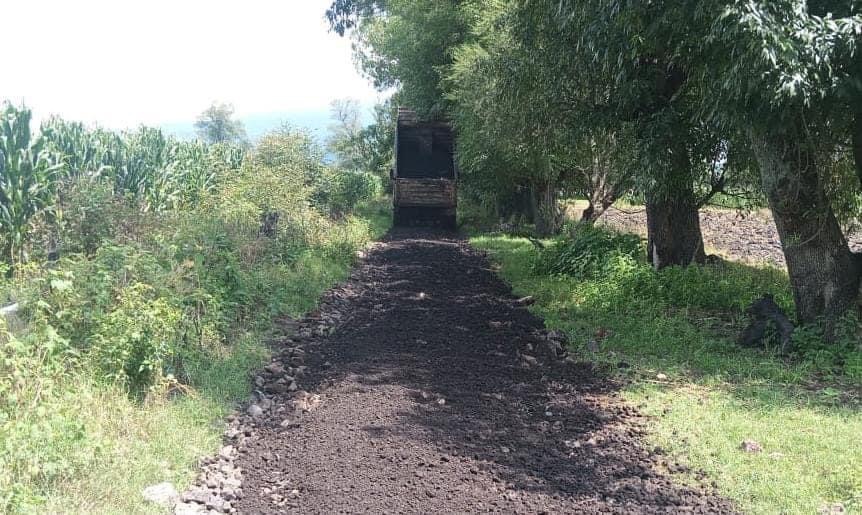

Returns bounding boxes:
[166,318,569,511]
[160,273,357,514]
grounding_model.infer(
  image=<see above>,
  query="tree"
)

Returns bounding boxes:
[528,0,862,324]
[194,102,248,146]
[446,1,565,235]
[326,98,396,180]
[328,0,862,329]
[328,0,470,118]
[327,98,364,169]
[699,1,862,327]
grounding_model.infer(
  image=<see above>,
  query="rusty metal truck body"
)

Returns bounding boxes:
[392,108,457,229]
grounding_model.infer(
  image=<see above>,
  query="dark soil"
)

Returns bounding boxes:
[232,229,735,514]
[598,206,862,268]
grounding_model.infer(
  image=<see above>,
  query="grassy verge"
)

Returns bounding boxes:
[2,196,390,514]
[471,232,862,514]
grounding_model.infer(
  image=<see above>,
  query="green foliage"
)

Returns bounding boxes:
[317,169,382,217]
[330,0,469,116]
[1,106,246,267]
[327,98,396,181]
[40,117,114,178]
[55,178,140,258]
[533,224,642,279]
[0,319,89,512]
[532,224,795,315]
[89,283,182,391]
[336,0,862,320]
[0,104,64,268]
[194,102,248,146]
[0,119,388,511]
[474,231,862,513]
[790,313,862,381]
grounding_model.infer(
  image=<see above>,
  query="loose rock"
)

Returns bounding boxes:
[142,482,179,508]
[740,440,763,453]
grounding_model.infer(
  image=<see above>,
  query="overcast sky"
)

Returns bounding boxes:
[3,0,380,129]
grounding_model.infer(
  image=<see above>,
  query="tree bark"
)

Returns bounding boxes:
[645,186,706,270]
[751,129,862,325]
[531,179,561,236]
[582,189,617,223]
[853,112,862,189]
[498,186,534,224]
[578,133,629,224]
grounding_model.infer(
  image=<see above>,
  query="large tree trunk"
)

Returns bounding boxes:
[645,185,706,270]
[640,122,706,269]
[530,179,561,236]
[498,186,534,224]
[751,129,862,326]
[581,198,614,223]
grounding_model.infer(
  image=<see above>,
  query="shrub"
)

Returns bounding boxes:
[0,320,91,513]
[88,283,182,392]
[318,169,382,217]
[790,313,862,379]
[533,224,793,313]
[533,223,642,279]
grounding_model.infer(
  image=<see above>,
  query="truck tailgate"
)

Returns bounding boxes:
[394,178,456,208]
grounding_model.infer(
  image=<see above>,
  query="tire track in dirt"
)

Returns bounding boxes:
[204,229,736,514]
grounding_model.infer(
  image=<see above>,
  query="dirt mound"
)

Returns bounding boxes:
[201,229,735,514]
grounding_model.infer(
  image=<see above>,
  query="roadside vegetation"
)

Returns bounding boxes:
[473,226,861,514]
[0,102,388,512]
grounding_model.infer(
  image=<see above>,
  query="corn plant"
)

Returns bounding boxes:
[40,117,114,178]
[0,104,64,270]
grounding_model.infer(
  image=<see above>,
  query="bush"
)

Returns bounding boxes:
[0,320,91,512]
[56,178,126,256]
[88,283,183,391]
[532,224,793,314]
[317,169,382,217]
[790,313,862,380]
[533,223,642,279]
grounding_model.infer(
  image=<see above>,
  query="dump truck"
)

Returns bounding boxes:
[392,108,457,229]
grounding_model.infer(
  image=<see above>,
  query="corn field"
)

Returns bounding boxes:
[0,103,245,270]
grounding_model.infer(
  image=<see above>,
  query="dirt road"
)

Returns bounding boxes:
[196,229,734,514]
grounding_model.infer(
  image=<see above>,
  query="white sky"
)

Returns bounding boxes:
[2,0,380,129]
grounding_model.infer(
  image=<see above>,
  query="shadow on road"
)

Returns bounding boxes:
[236,228,734,513]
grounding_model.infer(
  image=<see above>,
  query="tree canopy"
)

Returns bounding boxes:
[330,0,862,328]
[194,102,248,146]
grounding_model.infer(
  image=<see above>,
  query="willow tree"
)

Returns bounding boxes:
[702,1,862,326]
[194,102,247,146]
[328,0,470,119]
[446,2,565,235]
[537,0,737,268]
